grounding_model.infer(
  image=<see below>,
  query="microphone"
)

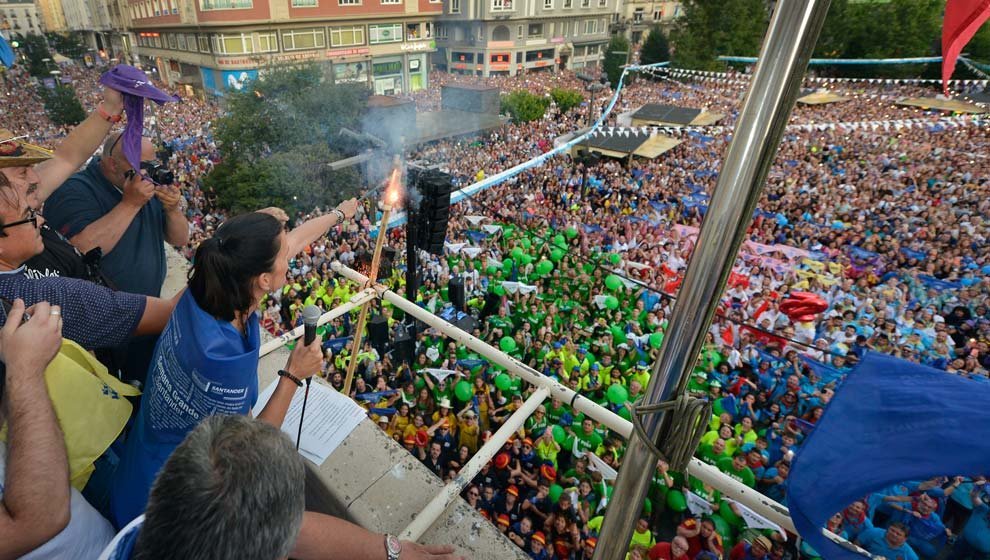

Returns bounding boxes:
[297,305,322,451]
[303,305,321,347]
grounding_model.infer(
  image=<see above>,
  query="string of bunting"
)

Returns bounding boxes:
[658,66,990,89]
[587,113,988,139]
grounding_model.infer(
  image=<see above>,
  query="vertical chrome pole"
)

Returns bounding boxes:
[592,1,833,558]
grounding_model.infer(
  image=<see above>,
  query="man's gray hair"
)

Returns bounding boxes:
[133,415,306,560]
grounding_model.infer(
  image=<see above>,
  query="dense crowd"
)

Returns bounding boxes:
[1,56,988,560]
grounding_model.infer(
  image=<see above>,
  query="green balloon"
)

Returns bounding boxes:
[493,285,505,296]
[549,483,564,504]
[710,515,732,539]
[511,247,524,261]
[712,398,727,417]
[537,260,554,275]
[552,424,566,444]
[605,275,623,291]
[604,295,619,310]
[649,332,665,349]
[609,253,621,265]
[583,263,596,274]
[521,237,532,250]
[455,380,473,401]
[607,383,629,405]
[519,254,533,266]
[495,373,512,391]
[565,227,578,239]
[550,248,565,262]
[553,234,566,247]
[719,499,744,527]
[666,489,687,512]
[486,265,498,275]
[618,404,632,421]
[610,325,627,344]
[499,336,517,352]
[503,226,516,238]
[502,258,514,273]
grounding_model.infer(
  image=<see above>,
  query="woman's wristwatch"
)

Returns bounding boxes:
[384,534,402,560]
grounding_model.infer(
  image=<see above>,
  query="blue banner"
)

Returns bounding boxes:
[787,352,990,560]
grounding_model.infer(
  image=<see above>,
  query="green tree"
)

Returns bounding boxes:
[39,85,86,126]
[550,88,584,113]
[500,90,550,123]
[603,35,631,87]
[19,33,53,78]
[640,26,671,65]
[206,63,367,213]
[670,0,768,70]
[46,32,88,60]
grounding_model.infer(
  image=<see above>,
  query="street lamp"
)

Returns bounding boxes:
[577,72,608,126]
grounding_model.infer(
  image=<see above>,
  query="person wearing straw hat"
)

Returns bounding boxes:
[0,133,180,351]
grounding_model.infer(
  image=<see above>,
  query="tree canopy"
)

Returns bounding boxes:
[500,90,551,123]
[640,26,671,66]
[550,88,584,113]
[205,63,367,214]
[604,35,631,87]
[668,0,989,76]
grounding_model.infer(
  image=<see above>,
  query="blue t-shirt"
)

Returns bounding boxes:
[857,528,919,560]
[963,504,990,553]
[109,291,260,528]
[44,158,168,297]
[0,267,145,349]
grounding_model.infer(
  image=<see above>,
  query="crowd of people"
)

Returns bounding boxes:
[0,52,988,560]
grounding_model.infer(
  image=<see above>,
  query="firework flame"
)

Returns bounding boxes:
[385,166,402,206]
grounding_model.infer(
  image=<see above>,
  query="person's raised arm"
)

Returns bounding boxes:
[286,199,359,257]
[0,300,69,560]
[134,290,184,337]
[292,511,461,560]
[34,88,124,202]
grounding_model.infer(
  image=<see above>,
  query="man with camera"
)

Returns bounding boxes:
[43,132,189,298]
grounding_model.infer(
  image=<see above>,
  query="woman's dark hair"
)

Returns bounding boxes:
[189,212,283,321]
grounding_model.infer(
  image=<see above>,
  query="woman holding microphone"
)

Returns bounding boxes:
[108,201,459,560]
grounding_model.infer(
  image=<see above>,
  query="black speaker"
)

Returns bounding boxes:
[394,330,415,365]
[481,292,501,319]
[408,165,453,256]
[368,315,389,354]
[448,278,465,311]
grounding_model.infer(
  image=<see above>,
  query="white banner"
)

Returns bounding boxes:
[462,247,484,258]
[501,281,538,295]
[686,491,714,516]
[482,224,502,235]
[423,368,459,383]
[725,499,787,540]
[464,215,488,226]
[585,452,618,481]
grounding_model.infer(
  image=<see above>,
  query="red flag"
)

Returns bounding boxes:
[942,0,990,93]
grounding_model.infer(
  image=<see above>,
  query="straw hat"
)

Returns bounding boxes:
[0,130,53,169]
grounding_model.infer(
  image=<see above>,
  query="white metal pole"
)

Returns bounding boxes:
[401,388,551,541]
[258,288,378,357]
[332,262,628,435]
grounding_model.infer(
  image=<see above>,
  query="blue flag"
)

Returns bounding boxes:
[787,351,990,560]
[799,355,847,384]
[0,35,13,68]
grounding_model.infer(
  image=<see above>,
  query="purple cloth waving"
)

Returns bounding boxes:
[98,65,179,171]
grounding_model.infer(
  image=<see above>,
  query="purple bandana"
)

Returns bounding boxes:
[98,65,180,171]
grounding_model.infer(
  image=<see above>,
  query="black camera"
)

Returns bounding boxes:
[140,161,175,185]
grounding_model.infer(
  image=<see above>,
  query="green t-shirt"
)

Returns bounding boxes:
[696,443,728,467]
[716,456,756,488]
[569,430,603,455]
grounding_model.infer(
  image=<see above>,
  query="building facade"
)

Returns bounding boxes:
[128,0,441,97]
[434,0,614,77]
[0,0,44,36]
[613,0,680,45]
[36,0,68,32]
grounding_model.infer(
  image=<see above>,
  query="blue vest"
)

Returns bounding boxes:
[109,291,260,528]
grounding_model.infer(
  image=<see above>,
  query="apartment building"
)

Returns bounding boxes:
[614,0,680,45]
[128,0,441,96]
[435,0,615,76]
[0,0,44,36]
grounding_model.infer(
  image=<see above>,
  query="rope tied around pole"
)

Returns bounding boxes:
[628,394,713,474]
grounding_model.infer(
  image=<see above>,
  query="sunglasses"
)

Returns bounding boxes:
[0,208,39,233]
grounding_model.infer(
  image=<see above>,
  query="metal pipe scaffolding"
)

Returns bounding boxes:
[331,262,805,535]
[401,388,551,541]
[592,1,834,558]
[258,288,378,358]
